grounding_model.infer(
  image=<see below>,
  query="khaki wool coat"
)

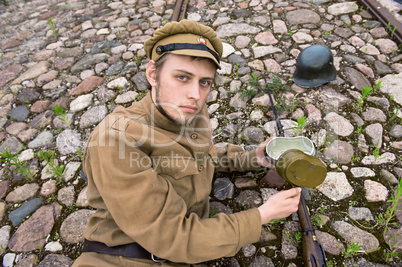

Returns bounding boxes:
[73,93,262,266]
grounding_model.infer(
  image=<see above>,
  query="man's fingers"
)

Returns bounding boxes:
[291,188,302,201]
[259,187,302,224]
[282,187,301,199]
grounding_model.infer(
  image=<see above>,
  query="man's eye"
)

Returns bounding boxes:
[200,80,211,87]
[177,75,187,81]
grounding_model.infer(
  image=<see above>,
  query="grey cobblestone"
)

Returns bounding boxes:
[0,0,401,266]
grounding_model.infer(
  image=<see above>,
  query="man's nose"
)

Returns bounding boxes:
[187,81,201,100]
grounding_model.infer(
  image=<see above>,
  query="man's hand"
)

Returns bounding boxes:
[256,137,275,168]
[258,187,301,225]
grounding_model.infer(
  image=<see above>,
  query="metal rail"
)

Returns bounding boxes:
[171,0,188,22]
[358,0,402,44]
[170,0,401,44]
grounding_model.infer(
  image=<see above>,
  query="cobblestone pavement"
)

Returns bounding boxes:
[0,0,402,266]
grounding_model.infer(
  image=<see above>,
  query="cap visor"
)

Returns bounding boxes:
[170,49,221,69]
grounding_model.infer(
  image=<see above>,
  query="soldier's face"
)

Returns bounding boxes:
[147,54,216,125]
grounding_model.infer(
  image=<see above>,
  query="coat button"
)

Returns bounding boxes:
[198,165,204,171]
[191,133,198,140]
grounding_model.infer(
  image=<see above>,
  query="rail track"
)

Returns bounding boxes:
[359,0,402,44]
[172,0,402,44]
[171,0,188,22]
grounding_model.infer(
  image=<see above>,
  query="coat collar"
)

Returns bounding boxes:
[139,93,210,135]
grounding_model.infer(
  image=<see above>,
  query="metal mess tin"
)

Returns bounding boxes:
[266,136,327,188]
[266,136,315,161]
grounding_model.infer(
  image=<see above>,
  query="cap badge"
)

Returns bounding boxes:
[197,36,207,45]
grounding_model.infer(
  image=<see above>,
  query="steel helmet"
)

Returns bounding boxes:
[293,45,337,87]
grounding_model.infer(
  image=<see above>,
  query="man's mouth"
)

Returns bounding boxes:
[180,105,198,114]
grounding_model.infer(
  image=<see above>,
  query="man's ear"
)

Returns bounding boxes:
[146,60,157,87]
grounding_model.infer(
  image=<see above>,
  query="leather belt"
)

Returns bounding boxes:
[82,239,167,263]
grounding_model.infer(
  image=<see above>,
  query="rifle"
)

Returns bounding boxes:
[263,77,328,267]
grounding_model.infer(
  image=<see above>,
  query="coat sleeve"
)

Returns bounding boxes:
[83,126,262,264]
[212,143,262,173]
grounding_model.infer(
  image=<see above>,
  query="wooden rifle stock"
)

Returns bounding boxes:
[263,77,328,266]
[298,194,328,267]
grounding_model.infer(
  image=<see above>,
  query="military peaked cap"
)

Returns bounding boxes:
[144,20,223,69]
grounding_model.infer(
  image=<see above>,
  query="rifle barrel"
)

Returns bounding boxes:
[263,77,284,137]
[263,77,328,267]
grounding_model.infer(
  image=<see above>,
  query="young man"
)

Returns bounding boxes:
[73,20,301,266]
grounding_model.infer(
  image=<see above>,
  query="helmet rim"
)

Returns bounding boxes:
[293,68,337,87]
